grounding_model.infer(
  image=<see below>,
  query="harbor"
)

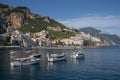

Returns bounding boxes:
[0,45,84,67]
[0,45,120,80]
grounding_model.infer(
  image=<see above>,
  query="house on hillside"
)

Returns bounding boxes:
[61,34,83,46]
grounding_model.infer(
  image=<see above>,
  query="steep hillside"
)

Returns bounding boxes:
[0,3,76,40]
[79,27,120,45]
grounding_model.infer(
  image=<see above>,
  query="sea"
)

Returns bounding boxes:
[0,45,120,80]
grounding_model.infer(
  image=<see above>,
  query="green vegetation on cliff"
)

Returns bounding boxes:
[19,18,49,33]
[19,17,75,40]
[49,31,75,40]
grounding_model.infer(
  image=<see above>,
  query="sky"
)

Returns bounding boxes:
[0,0,120,36]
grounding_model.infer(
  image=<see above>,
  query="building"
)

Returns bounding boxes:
[60,34,83,46]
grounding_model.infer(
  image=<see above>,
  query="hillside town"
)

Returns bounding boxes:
[0,28,110,48]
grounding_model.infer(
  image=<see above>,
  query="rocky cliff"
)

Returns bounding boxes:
[9,12,26,28]
[0,3,39,29]
[0,18,8,34]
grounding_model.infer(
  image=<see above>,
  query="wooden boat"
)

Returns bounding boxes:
[11,54,41,67]
[47,53,67,62]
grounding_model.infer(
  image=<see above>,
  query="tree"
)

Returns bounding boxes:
[83,40,93,47]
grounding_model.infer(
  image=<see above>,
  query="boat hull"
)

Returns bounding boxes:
[11,58,41,67]
[72,50,84,59]
[72,54,84,59]
[47,53,67,62]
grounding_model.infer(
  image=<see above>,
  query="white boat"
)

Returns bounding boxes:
[47,53,67,62]
[11,54,41,67]
[10,50,17,54]
[25,50,33,54]
[71,50,84,59]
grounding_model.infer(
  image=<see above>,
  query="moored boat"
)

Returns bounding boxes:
[47,53,67,62]
[71,50,84,59]
[25,50,34,54]
[11,54,41,67]
[10,50,17,54]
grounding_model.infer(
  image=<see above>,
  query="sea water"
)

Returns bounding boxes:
[0,45,120,80]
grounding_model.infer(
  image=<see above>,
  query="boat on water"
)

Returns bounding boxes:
[71,50,84,59]
[25,50,34,54]
[10,50,17,54]
[11,54,41,67]
[47,53,67,62]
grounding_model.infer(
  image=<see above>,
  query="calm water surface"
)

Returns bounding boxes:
[0,45,120,80]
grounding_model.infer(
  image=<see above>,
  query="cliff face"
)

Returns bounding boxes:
[9,12,26,28]
[43,16,50,23]
[0,18,8,34]
[0,3,39,29]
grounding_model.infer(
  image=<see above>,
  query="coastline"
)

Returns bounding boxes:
[0,45,112,50]
[0,46,81,50]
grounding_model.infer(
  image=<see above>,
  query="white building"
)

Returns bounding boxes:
[80,32,101,42]
[61,34,83,46]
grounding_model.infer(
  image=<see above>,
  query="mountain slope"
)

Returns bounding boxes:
[79,27,120,45]
[0,3,76,40]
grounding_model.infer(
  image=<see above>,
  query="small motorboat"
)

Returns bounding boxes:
[11,54,41,67]
[47,53,67,62]
[71,50,84,59]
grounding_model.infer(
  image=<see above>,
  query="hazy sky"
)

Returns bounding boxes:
[0,0,120,36]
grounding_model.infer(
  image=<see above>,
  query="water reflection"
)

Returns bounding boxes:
[47,61,67,70]
[10,63,42,80]
[0,49,11,80]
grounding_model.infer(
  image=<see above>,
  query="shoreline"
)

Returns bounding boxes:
[0,46,81,50]
[0,45,114,50]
